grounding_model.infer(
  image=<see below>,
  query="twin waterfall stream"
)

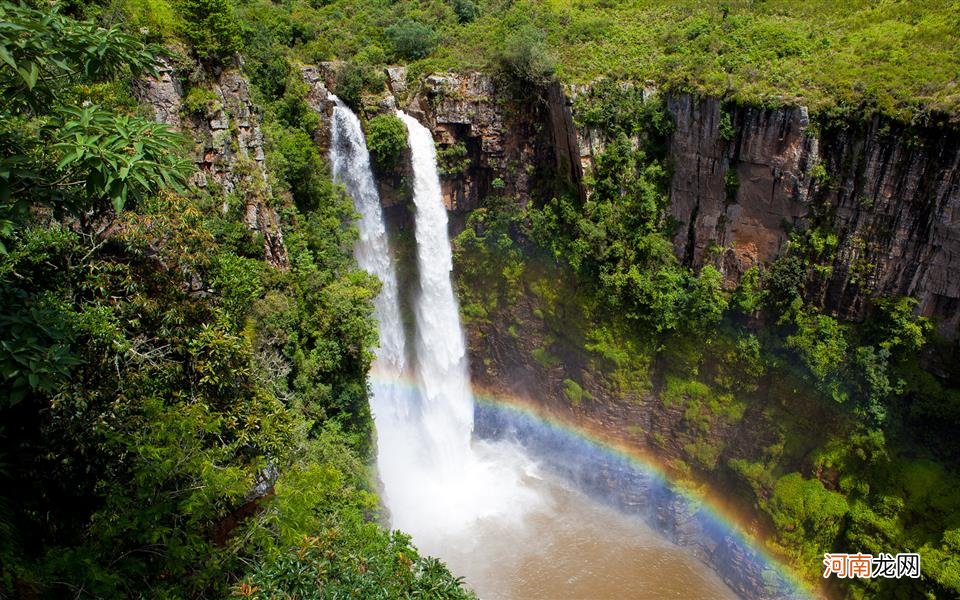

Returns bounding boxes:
[329,99,739,600]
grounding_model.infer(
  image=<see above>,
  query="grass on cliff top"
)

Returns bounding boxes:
[238,0,960,121]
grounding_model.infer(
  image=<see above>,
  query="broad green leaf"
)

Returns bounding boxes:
[0,45,15,69]
[18,61,38,89]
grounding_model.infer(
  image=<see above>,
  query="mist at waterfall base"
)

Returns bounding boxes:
[330,101,745,599]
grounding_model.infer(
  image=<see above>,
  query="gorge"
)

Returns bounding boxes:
[3,2,960,600]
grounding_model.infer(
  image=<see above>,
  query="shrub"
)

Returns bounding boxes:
[732,266,764,314]
[685,266,728,331]
[333,61,383,111]
[452,0,478,23]
[764,254,805,311]
[765,473,849,564]
[531,347,560,369]
[497,26,555,85]
[365,114,408,171]
[178,0,243,61]
[562,378,589,407]
[787,309,850,404]
[181,86,220,116]
[385,20,437,61]
[437,142,469,176]
[123,0,180,41]
[718,110,735,141]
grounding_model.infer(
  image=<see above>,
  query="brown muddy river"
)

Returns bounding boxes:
[429,467,739,600]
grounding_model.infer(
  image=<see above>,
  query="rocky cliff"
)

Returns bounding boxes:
[137,57,289,269]
[664,95,960,339]
[334,66,959,339]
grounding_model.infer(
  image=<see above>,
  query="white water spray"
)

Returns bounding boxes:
[398,111,475,470]
[329,96,418,504]
[376,110,543,553]
[329,100,538,558]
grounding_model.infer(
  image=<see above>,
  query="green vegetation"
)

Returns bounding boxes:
[0,2,472,598]
[6,0,960,597]
[182,84,221,116]
[365,113,408,171]
[531,85,729,337]
[385,19,437,61]
[495,24,556,86]
[179,0,243,61]
[224,0,960,120]
[764,473,849,567]
[438,141,470,176]
[562,378,590,407]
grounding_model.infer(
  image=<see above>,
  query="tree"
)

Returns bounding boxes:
[787,309,849,402]
[178,0,243,61]
[497,25,555,85]
[365,114,408,171]
[333,60,382,111]
[685,266,728,331]
[452,0,478,23]
[1,2,188,239]
[385,19,437,61]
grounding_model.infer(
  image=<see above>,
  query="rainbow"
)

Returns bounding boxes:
[370,373,819,599]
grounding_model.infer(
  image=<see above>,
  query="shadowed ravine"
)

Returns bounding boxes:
[330,101,756,599]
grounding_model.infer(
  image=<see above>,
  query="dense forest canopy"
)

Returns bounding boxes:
[0,1,473,597]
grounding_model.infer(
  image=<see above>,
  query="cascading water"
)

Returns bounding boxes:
[328,97,413,514]
[329,98,405,375]
[387,111,543,552]
[329,98,539,564]
[397,110,475,470]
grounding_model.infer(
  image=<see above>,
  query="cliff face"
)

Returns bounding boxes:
[399,73,960,338]
[394,71,581,214]
[137,58,289,269]
[662,95,960,339]
[142,60,960,335]
[665,96,816,282]
[813,116,960,336]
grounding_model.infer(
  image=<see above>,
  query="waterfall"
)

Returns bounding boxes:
[329,97,405,375]
[328,103,739,600]
[329,97,417,511]
[332,100,541,577]
[396,111,475,473]
[369,110,542,554]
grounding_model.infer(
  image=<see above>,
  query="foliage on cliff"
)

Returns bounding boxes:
[0,3,472,598]
[365,113,409,172]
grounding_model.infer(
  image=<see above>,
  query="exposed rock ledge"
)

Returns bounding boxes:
[136,57,289,269]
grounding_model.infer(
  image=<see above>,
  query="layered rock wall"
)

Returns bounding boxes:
[662,95,960,338]
[304,65,960,337]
